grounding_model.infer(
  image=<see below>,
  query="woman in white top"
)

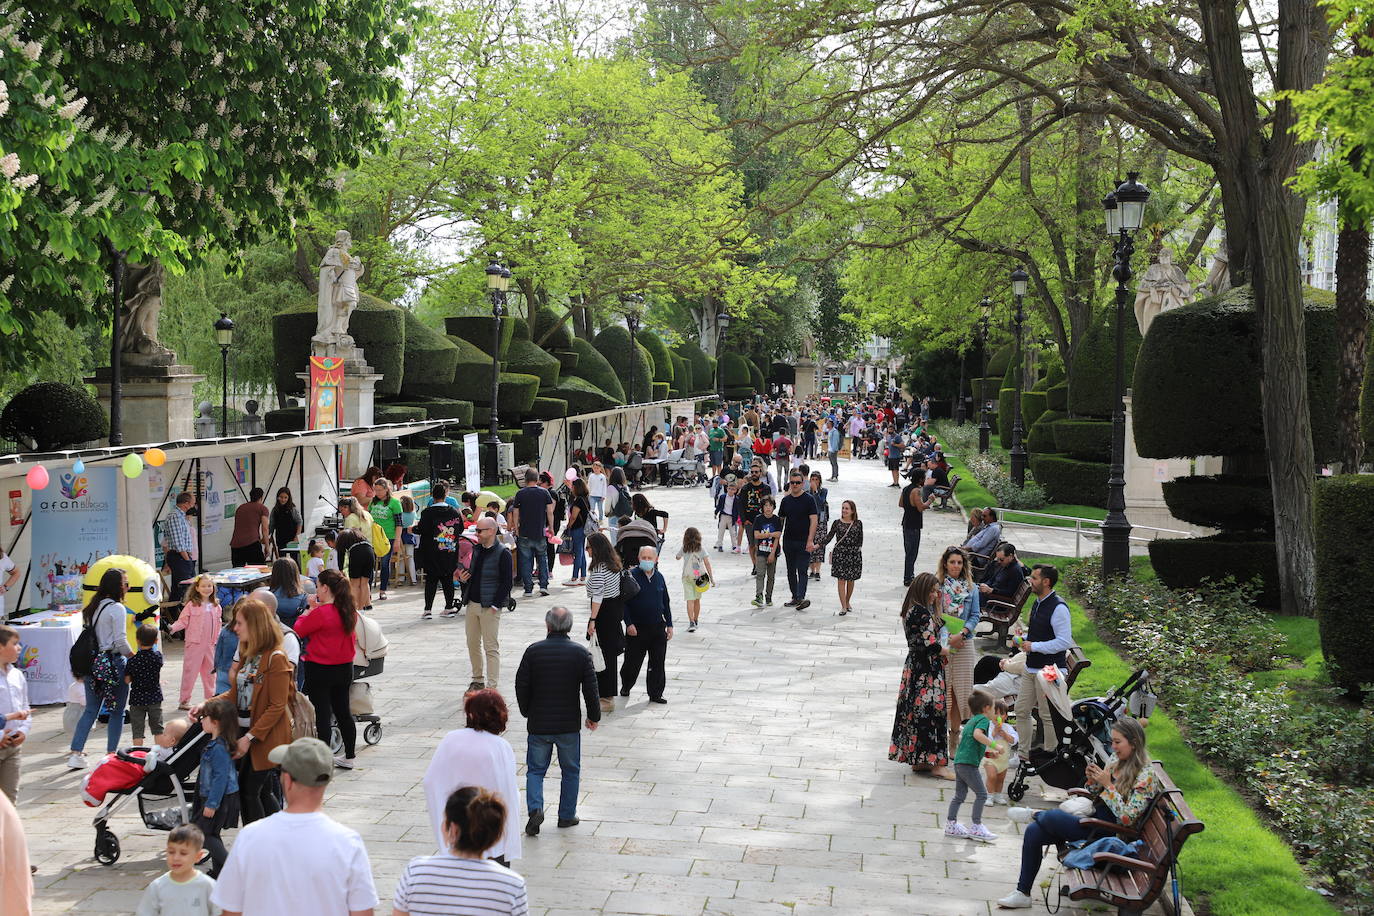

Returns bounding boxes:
[395,786,528,916]
[67,568,135,768]
[423,689,521,865]
[587,461,608,523]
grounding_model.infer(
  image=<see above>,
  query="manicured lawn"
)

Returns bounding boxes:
[1015,554,1337,916]
[1253,614,1325,689]
[943,450,1106,529]
[486,483,517,501]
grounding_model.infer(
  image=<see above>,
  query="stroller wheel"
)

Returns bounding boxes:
[330,725,345,756]
[364,722,383,745]
[1008,782,1027,803]
[94,828,120,866]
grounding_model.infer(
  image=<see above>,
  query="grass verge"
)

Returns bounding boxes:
[943,451,1106,529]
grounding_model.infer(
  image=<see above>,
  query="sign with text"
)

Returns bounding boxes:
[30,466,119,610]
[464,433,481,490]
[309,356,345,430]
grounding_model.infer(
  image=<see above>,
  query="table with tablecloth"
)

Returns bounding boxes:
[179,566,270,610]
[12,610,81,705]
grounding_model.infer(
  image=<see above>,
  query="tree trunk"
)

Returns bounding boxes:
[572,293,591,340]
[1334,209,1370,472]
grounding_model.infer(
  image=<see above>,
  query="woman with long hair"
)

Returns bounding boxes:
[606,467,630,532]
[334,528,374,612]
[998,719,1161,909]
[562,477,592,587]
[584,532,625,711]
[351,466,382,510]
[293,569,360,768]
[937,546,981,757]
[631,492,669,543]
[423,689,522,866]
[394,787,528,916]
[267,487,302,559]
[888,572,952,779]
[268,557,309,627]
[806,471,830,581]
[67,568,135,769]
[194,597,291,823]
[370,477,402,601]
[818,499,863,615]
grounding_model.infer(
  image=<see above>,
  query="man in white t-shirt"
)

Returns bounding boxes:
[212,738,377,916]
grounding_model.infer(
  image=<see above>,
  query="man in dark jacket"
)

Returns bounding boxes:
[456,517,514,690]
[620,545,674,704]
[514,606,600,836]
[979,543,1028,601]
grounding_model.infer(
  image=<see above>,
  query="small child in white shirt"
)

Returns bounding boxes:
[982,699,1019,805]
[305,539,326,581]
[136,823,220,915]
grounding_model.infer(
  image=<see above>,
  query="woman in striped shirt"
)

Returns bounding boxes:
[394,786,528,916]
[584,533,625,713]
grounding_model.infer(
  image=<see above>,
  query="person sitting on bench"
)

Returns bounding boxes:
[979,543,1027,600]
[964,508,1003,558]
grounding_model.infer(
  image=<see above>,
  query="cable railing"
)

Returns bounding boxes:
[991,507,1195,558]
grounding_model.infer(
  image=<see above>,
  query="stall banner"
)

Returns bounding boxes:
[30,466,119,610]
[309,356,345,430]
[464,433,481,491]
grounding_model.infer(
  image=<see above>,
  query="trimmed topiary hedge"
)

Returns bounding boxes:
[265,407,305,433]
[747,360,766,395]
[386,398,475,426]
[375,405,427,425]
[399,309,460,399]
[406,335,495,403]
[636,329,674,383]
[652,381,670,401]
[1052,418,1112,462]
[1046,381,1069,412]
[1133,285,1338,461]
[704,355,717,392]
[529,396,569,420]
[721,352,753,389]
[1162,475,1272,531]
[669,352,692,395]
[972,377,1001,402]
[1148,533,1279,608]
[998,387,1017,449]
[1314,475,1374,697]
[673,342,713,394]
[550,376,620,414]
[1026,412,1065,454]
[552,350,579,373]
[724,386,754,401]
[1068,307,1142,419]
[532,309,575,351]
[497,372,541,415]
[568,338,625,403]
[503,320,562,388]
[1,381,109,450]
[444,315,515,360]
[1029,454,1109,507]
[592,325,653,403]
[1021,391,1048,432]
[399,447,430,480]
[987,344,1013,377]
[273,293,404,396]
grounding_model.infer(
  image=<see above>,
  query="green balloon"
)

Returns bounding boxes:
[122,452,144,478]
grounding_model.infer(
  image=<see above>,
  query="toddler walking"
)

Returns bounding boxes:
[945,687,998,842]
[170,575,221,710]
[675,527,713,633]
[124,626,164,743]
[983,698,1019,805]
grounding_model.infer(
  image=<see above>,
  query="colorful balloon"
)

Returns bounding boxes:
[144,447,166,467]
[122,453,144,478]
[25,465,49,490]
[564,467,579,481]
[72,458,85,474]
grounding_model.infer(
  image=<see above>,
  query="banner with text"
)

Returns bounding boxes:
[31,466,120,610]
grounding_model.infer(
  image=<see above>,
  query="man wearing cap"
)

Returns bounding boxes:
[212,737,377,915]
[456,516,514,691]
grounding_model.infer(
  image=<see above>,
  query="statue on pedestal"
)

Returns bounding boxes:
[312,230,366,358]
[1203,237,1231,298]
[118,261,176,365]
[1134,248,1193,335]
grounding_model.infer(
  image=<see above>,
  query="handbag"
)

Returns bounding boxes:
[618,568,641,600]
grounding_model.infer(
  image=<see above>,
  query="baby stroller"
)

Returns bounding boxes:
[1005,668,1151,803]
[665,452,708,487]
[90,721,210,865]
[332,611,389,754]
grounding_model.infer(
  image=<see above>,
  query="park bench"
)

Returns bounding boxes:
[979,578,1031,648]
[930,474,960,510]
[1058,763,1204,915]
[1064,644,1092,690]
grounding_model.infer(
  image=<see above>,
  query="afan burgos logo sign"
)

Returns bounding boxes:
[38,473,110,512]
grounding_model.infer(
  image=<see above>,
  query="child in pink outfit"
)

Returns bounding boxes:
[169,575,220,709]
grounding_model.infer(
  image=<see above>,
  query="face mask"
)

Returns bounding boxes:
[639,560,656,574]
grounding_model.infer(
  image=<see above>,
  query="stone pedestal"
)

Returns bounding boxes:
[794,358,818,400]
[297,360,383,480]
[1123,394,1210,536]
[89,363,204,445]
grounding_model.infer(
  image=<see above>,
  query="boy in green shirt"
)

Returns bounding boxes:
[945,687,998,842]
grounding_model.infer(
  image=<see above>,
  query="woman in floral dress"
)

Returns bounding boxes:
[818,500,862,615]
[889,572,953,778]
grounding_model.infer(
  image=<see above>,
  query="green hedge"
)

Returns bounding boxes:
[674,342,713,394]
[265,407,305,433]
[1052,418,1112,461]
[399,308,460,399]
[1046,381,1069,411]
[497,372,540,415]
[972,376,1001,402]
[398,447,430,480]
[635,329,674,383]
[669,351,692,394]
[1021,390,1048,432]
[652,381,670,401]
[532,309,575,351]
[1314,475,1374,697]
[747,359,766,395]
[1029,454,1109,507]
[444,315,515,359]
[998,387,1017,449]
[549,376,621,415]
[375,405,427,425]
[568,338,625,403]
[272,293,403,396]
[1360,330,1374,455]
[529,396,569,420]
[552,349,579,373]
[406,335,495,403]
[1162,475,1272,531]
[592,325,653,403]
[724,386,754,400]
[1148,533,1280,608]
[1026,411,1065,454]
[1133,285,1338,461]
[1068,307,1142,419]
[987,343,1012,377]
[721,352,753,388]
[386,398,475,426]
[0,381,108,449]
[503,327,562,388]
[513,432,539,464]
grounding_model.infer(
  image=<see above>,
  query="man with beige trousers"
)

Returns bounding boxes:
[456,517,515,690]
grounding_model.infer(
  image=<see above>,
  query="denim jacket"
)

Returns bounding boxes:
[213,628,238,695]
[198,737,239,809]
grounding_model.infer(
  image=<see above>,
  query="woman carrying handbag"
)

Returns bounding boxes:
[817,500,863,615]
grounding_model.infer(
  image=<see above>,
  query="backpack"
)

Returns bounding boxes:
[288,681,316,742]
[369,521,393,557]
[69,618,99,678]
[612,486,632,518]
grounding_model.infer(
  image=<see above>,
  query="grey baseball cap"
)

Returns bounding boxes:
[268,737,334,785]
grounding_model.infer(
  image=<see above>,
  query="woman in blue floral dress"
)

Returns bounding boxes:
[889,572,953,778]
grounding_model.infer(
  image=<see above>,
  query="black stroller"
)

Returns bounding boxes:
[1006,669,1152,803]
[90,721,210,865]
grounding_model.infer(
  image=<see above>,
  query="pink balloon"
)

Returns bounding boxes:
[25,465,49,490]
[564,467,579,481]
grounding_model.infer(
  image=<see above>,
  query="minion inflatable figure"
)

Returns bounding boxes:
[83,555,162,648]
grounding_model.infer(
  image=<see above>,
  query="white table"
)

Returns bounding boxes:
[13,611,81,705]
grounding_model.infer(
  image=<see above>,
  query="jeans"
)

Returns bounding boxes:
[783,542,810,601]
[71,654,129,754]
[570,526,587,579]
[526,732,581,820]
[902,527,922,584]
[948,762,987,825]
[378,539,396,592]
[422,556,457,610]
[621,625,668,699]
[517,536,549,591]
[304,660,356,759]
[829,451,839,479]
[168,554,197,597]
[754,552,777,602]
[590,495,604,522]
[1017,806,1116,893]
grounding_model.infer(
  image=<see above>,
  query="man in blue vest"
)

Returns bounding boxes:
[1015,564,1073,758]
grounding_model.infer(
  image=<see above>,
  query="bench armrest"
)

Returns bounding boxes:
[1092,852,1156,872]
[1077,817,1138,837]
[1067,788,1094,799]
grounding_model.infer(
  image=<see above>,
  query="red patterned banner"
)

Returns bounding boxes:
[308,356,345,430]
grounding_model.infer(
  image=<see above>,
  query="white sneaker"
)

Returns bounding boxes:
[997,890,1032,908]
[967,824,998,843]
[66,753,87,770]
[944,821,968,837]
[1007,806,1036,823]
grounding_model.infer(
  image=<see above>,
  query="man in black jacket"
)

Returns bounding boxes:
[515,606,600,836]
[620,545,674,704]
[980,543,1028,602]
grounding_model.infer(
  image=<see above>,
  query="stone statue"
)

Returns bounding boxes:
[1134,248,1193,334]
[798,333,817,361]
[312,230,366,356]
[1203,238,1231,299]
[118,261,175,364]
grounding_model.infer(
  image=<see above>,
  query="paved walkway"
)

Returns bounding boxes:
[18,455,1175,914]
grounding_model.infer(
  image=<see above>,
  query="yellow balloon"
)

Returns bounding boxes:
[144,447,166,467]
[122,452,144,478]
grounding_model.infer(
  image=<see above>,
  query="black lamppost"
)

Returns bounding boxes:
[622,293,644,403]
[978,296,993,453]
[716,310,731,407]
[1101,172,1150,576]
[483,259,510,485]
[214,313,234,436]
[1009,267,1029,487]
